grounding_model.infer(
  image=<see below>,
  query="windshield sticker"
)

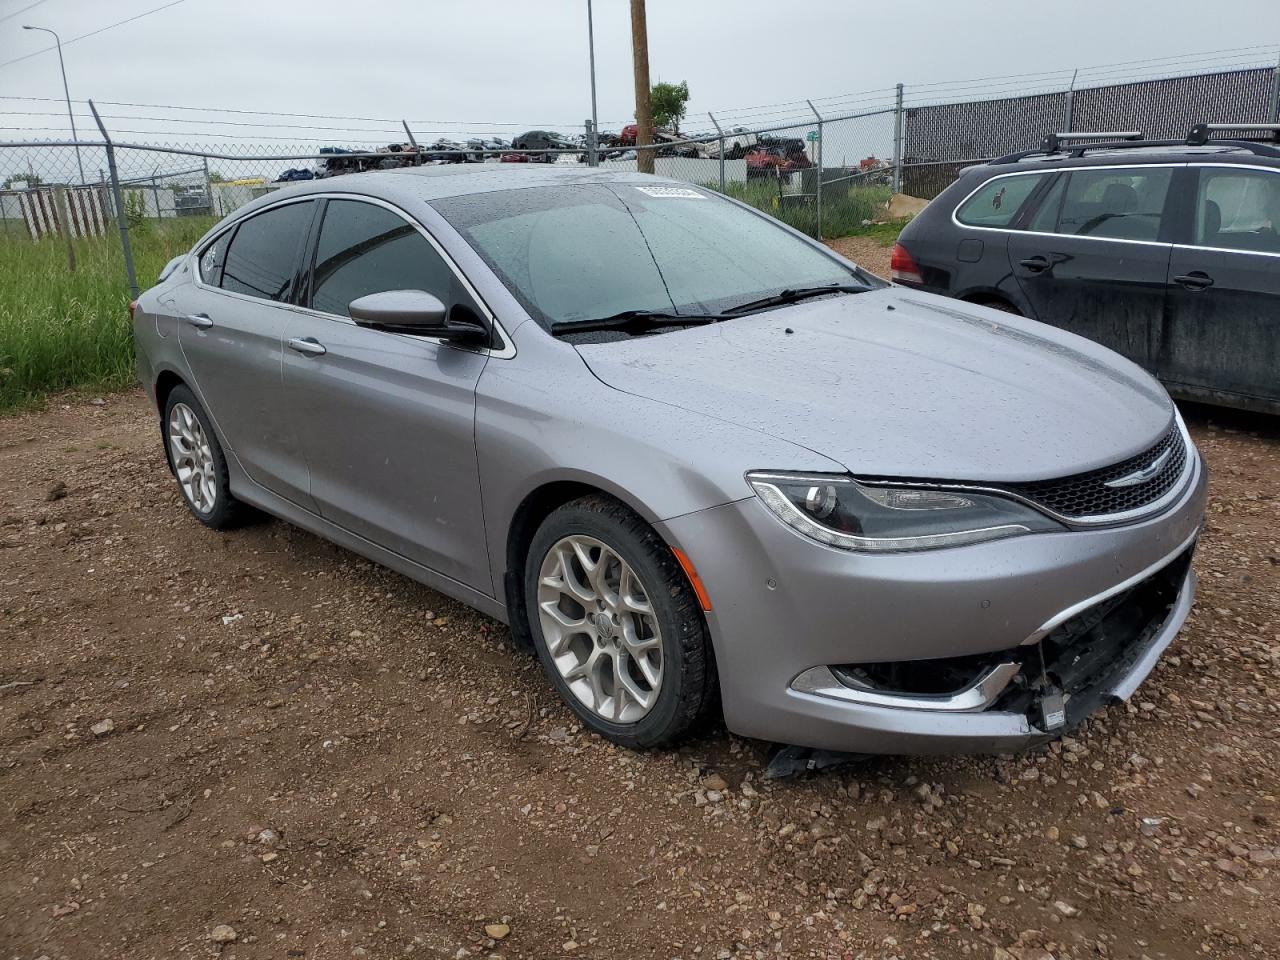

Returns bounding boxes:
[634,185,705,199]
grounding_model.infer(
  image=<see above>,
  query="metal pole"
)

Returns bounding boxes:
[1064,68,1079,131]
[587,0,600,166]
[585,119,598,168]
[23,25,85,185]
[401,120,419,150]
[1271,53,1280,123]
[708,112,725,193]
[89,100,138,299]
[892,82,904,194]
[202,155,213,216]
[151,165,161,221]
[807,99,823,240]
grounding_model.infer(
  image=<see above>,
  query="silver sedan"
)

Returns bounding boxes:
[132,166,1206,754]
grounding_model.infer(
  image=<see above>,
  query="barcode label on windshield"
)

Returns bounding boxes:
[634,186,705,199]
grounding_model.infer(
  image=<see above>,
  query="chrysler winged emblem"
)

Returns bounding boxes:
[1104,448,1172,488]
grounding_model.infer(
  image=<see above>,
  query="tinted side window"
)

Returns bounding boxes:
[1027,174,1067,232]
[955,174,1045,227]
[1194,168,1280,254]
[198,229,232,286]
[309,200,458,318]
[1056,168,1172,241]
[220,201,314,302]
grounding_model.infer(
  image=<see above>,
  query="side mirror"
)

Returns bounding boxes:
[347,289,488,344]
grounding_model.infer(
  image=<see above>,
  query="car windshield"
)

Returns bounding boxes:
[432,183,867,333]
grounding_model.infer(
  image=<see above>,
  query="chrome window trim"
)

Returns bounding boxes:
[949,162,1186,248]
[190,191,516,360]
[856,412,1198,528]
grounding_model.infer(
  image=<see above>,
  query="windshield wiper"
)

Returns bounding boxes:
[550,309,728,337]
[722,283,867,317]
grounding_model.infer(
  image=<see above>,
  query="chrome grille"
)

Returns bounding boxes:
[1000,423,1188,520]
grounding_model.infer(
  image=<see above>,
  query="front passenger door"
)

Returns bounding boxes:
[280,198,493,592]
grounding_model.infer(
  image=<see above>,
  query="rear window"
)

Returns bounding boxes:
[1194,167,1280,254]
[955,174,1046,227]
[220,201,314,302]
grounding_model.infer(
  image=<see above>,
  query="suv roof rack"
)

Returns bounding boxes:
[1186,122,1280,146]
[990,125,1280,164]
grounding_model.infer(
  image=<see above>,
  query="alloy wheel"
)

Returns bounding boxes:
[536,535,664,724]
[167,402,217,514]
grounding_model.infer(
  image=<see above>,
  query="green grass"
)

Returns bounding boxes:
[0,216,215,412]
[709,178,892,239]
[838,218,912,246]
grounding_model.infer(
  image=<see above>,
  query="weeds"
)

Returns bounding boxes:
[0,216,215,412]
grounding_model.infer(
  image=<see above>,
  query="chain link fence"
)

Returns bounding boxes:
[3,52,1278,298]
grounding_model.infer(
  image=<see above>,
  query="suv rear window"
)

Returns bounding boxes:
[1054,168,1172,241]
[1194,167,1280,254]
[956,174,1046,227]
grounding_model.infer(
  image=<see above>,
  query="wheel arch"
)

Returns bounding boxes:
[959,288,1024,315]
[500,476,670,654]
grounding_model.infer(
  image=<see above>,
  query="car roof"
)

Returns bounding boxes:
[273,164,677,203]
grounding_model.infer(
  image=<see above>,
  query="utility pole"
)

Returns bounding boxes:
[586,0,600,166]
[630,0,654,174]
[23,24,85,185]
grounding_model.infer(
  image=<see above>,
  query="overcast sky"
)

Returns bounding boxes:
[1,0,1278,145]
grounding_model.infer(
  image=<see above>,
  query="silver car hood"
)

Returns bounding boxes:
[576,288,1174,483]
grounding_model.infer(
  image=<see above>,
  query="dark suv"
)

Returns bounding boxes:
[893,125,1280,414]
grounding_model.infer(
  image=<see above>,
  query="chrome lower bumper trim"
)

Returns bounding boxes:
[1021,525,1200,646]
[791,660,1021,713]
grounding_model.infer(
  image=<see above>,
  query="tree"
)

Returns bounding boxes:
[650,80,690,134]
[206,170,229,183]
[3,172,43,189]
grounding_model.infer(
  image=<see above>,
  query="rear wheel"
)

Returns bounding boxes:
[525,495,714,748]
[162,386,248,530]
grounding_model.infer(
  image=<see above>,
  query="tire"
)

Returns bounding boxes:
[525,495,715,749]
[161,385,248,530]
[973,297,1022,316]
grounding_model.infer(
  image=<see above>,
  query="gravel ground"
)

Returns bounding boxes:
[1,383,1277,960]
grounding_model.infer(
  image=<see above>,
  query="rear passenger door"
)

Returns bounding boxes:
[1007,165,1177,371]
[1161,164,1280,408]
[179,199,318,510]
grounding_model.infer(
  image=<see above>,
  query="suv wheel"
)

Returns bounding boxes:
[525,495,715,748]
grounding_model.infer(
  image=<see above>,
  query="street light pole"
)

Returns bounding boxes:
[23,24,85,185]
[586,0,600,167]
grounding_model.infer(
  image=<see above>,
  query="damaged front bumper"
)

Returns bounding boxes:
[789,538,1196,752]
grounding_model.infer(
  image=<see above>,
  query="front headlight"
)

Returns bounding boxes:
[746,472,1064,553]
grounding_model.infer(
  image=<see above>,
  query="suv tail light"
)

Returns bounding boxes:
[890,243,923,285]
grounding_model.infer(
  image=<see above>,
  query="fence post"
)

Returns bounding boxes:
[1064,68,1079,131]
[1271,53,1280,122]
[708,112,725,194]
[807,99,823,240]
[585,118,598,167]
[88,99,138,299]
[53,185,77,273]
[892,82,904,194]
[401,120,419,151]
[202,155,214,216]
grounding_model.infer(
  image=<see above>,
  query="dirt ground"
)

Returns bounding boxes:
[2,384,1278,960]
[826,236,894,279]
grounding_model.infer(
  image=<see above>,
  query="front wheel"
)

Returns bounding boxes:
[525,495,715,748]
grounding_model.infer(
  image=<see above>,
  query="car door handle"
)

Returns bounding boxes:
[1018,256,1051,273]
[1173,272,1214,291]
[287,337,327,357]
[185,313,213,329]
